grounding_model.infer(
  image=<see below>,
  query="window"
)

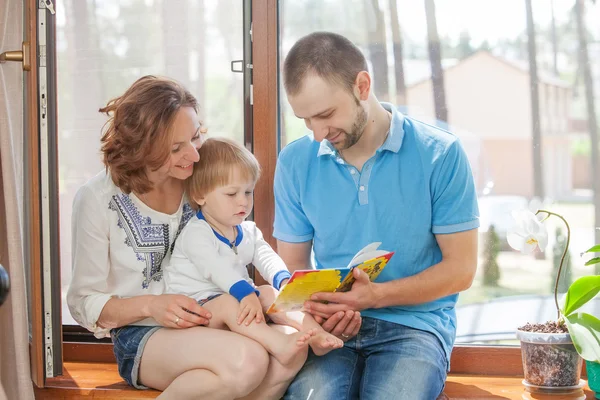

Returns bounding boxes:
[29,0,598,377]
[56,0,246,325]
[278,0,600,346]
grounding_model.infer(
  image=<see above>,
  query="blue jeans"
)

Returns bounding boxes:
[284,317,447,400]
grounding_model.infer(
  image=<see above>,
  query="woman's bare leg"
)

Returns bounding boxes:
[258,286,343,356]
[203,294,316,366]
[240,325,307,400]
[140,327,269,400]
[159,369,227,400]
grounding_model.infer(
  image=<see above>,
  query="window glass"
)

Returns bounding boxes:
[57,0,244,324]
[279,0,600,344]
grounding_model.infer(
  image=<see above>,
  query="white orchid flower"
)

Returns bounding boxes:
[507,209,548,254]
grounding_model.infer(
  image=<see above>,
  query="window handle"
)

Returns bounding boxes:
[231,59,252,73]
[0,263,9,307]
[0,42,30,71]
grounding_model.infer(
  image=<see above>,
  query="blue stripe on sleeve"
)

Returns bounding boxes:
[272,270,292,290]
[229,280,259,302]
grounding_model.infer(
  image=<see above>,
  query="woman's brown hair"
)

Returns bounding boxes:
[100,75,198,194]
[186,137,261,210]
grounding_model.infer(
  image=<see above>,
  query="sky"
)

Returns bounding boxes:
[56,0,600,49]
[394,0,599,46]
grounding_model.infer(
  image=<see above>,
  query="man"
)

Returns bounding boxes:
[274,32,479,400]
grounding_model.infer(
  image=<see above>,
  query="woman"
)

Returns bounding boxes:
[67,75,305,399]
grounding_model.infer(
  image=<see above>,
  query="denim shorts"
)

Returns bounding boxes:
[198,293,222,306]
[111,325,162,389]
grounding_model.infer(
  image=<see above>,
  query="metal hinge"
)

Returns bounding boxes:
[38,0,55,378]
[39,45,46,67]
[39,0,55,14]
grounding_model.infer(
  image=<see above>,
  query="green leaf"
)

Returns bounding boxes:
[585,257,600,266]
[564,312,600,363]
[583,244,600,254]
[562,275,600,316]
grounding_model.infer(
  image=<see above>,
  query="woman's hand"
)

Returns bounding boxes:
[314,310,362,342]
[147,294,211,329]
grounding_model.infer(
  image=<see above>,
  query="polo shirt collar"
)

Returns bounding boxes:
[317,102,405,157]
[196,210,243,247]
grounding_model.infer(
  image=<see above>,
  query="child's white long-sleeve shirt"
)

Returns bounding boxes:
[165,213,291,301]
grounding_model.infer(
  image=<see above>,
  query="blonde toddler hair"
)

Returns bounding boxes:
[187,137,261,209]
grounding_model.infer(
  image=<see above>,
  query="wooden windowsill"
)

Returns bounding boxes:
[33,342,592,399]
[34,360,595,400]
[60,342,589,377]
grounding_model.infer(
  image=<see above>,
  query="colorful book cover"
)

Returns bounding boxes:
[266,242,394,314]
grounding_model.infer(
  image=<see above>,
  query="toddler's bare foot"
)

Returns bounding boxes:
[270,328,317,365]
[309,330,344,356]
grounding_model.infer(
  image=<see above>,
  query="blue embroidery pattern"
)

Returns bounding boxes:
[109,194,169,288]
[171,203,195,253]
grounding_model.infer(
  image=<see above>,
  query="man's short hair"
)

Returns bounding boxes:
[283,31,368,96]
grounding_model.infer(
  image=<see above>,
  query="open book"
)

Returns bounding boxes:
[266,242,394,314]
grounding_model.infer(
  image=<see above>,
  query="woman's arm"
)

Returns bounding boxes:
[98,294,210,330]
[67,185,210,336]
[96,295,153,329]
[66,185,116,337]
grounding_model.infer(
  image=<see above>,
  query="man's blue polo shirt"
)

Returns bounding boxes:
[273,102,479,368]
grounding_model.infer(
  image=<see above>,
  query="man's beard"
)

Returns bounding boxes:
[338,102,368,150]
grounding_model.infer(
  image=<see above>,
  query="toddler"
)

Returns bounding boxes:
[165,137,343,366]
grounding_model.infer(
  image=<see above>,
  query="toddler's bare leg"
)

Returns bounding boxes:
[258,285,344,356]
[202,293,316,366]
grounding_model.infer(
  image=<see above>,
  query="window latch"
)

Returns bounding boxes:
[39,0,56,14]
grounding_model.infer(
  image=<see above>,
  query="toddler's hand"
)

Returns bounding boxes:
[237,294,264,325]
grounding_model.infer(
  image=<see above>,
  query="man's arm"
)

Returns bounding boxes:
[374,229,478,307]
[308,229,478,315]
[276,240,312,273]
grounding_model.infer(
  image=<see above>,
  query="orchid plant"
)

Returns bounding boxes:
[508,209,600,363]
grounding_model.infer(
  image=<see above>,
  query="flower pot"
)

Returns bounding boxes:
[586,360,600,398]
[517,330,582,387]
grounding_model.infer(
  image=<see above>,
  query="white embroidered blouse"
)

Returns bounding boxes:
[66,171,194,338]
